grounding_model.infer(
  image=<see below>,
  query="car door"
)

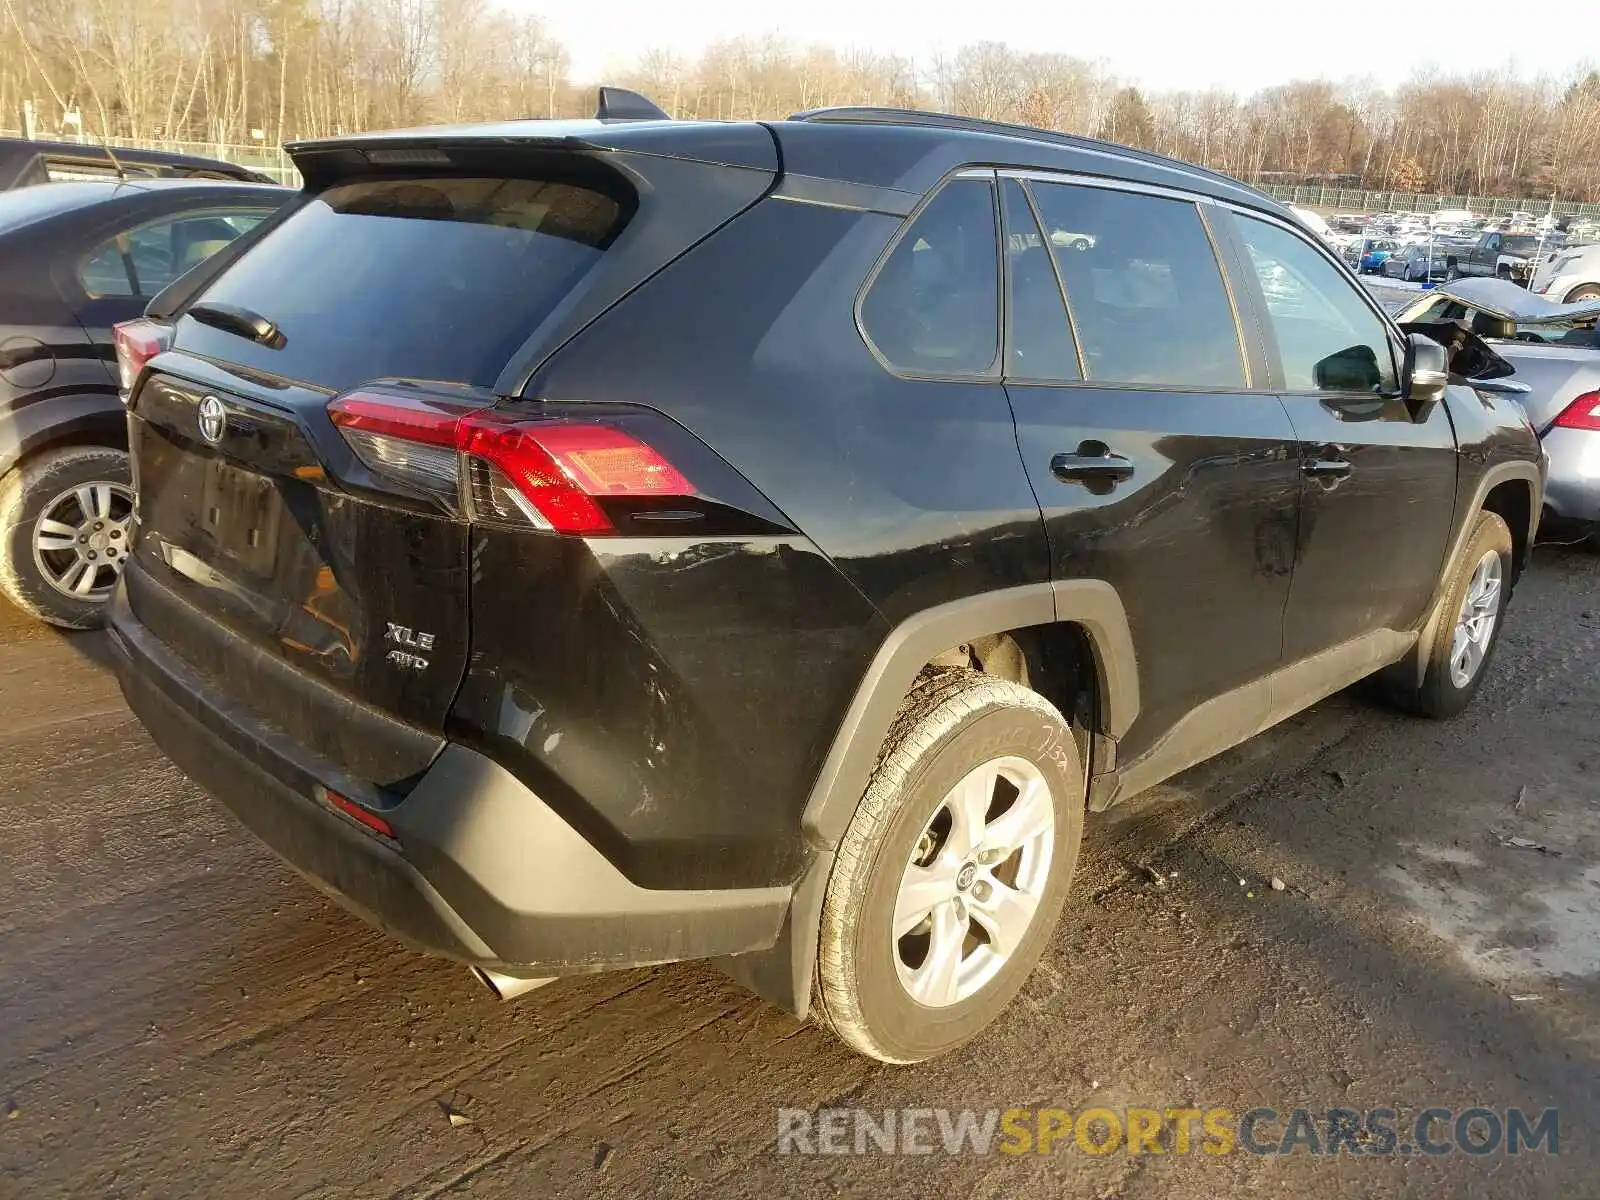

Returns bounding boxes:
[1220,209,1457,661]
[68,204,273,380]
[999,174,1302,763]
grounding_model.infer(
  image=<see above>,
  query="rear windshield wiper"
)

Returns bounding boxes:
[186,301,286,350]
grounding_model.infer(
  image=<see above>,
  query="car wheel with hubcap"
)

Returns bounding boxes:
[814,669,1084,1063]
[1564,284,1600,303]
[1387,510,1513,718]
[0,445,134,629]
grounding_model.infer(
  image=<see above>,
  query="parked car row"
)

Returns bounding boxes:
[0,158,288,626]
[0,104,1555,1064]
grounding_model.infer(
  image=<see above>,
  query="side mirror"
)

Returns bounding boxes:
[1403,332,1448,421]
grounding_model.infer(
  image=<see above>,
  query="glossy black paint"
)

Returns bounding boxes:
[1007,383,1301,759]
[1275,390,1458,659]
[0,179,287,475]
[449,530,886,889]
[128,366,478,771]
[112,113,1546,966]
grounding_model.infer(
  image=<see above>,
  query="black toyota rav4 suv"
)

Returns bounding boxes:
[110,94,1544,1063]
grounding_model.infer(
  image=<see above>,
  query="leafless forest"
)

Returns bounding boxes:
[3,0,1599,199]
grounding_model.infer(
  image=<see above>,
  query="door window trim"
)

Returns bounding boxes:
[996,176,1089,384]
[75,206,273,301]
[853,169,1005,383]
[993,167,1256,393]
[1215,203,1407,397]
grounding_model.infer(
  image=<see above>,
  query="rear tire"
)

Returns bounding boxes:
[1389,511,1513,719]
[1564,284,1600,303]
[0,445,133,630]
[813,669,1084,1063]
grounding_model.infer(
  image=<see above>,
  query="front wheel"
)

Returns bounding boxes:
[1564,284,1600,303]
[813,670,1084,1063]
[0,445,134,629]
[1389,511,1513,718]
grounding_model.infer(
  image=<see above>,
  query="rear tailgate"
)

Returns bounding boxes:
[122,132,778,788]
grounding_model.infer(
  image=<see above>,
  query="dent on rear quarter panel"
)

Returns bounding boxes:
[470,195,1049,892]
[447,530,888,892]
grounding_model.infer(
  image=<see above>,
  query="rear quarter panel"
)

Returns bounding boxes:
[461,196,1050,889]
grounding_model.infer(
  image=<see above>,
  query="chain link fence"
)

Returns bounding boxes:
[1258,183,1600,219]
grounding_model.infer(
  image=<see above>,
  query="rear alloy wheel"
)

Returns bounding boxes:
[814,669,1084,1063]
[1388,510,1513,718]
[0,445,133,629]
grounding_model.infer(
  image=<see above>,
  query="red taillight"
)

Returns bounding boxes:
[1553,390,1600,432]
[326,390,694,534]
[112,318,170,398]
[328,390,481,498]
[323,788,397,840]
[459,412,693,535]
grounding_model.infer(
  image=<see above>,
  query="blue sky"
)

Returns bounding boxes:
[509,0,1596,94]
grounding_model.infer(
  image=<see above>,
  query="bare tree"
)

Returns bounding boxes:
[2,9,1598,202]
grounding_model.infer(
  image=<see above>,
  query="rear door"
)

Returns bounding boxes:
[1220,209,1457,660]
[999,174,1302,762]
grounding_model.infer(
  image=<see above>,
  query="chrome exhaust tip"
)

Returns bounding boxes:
[470,966,555,1001]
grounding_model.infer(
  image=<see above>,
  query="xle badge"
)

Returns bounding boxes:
[385,622,435,672]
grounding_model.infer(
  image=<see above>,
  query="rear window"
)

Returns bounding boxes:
[178,175,630,391]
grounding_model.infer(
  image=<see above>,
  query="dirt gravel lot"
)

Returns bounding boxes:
[1,546,1597,1198]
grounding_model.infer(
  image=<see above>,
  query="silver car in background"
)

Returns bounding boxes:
[1398,278,1600,545]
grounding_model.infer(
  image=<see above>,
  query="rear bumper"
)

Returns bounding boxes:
[109,579,791,976]
[1541,427,1600,525]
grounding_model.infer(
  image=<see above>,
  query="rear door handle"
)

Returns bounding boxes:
[1051,447,1136,487]
[1301,458,1353,478]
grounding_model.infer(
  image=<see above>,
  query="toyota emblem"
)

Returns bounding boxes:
[197,395,226,445]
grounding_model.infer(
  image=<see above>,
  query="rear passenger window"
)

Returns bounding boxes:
[861,179,999,375]
[80,210,269,299]
[1029,183,1246,388]
[1234,215,1398,394]
[1001,180,1081,381]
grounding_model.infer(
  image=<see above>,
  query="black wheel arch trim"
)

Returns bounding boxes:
[734,581,1137,1020]
[1388,459,1542,691]
[800,579,1138,852]
[0,391,128,477]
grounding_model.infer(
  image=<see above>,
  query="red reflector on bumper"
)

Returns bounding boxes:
[325,789,397,840]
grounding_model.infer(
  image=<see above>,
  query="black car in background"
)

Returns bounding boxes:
[109,98,1543,1063]
[0,138,276,191]
[0,179,287,626]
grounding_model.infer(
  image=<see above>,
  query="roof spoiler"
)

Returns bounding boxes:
[595,87,670,122]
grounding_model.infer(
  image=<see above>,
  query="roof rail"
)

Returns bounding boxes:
[786,106,1264,198]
